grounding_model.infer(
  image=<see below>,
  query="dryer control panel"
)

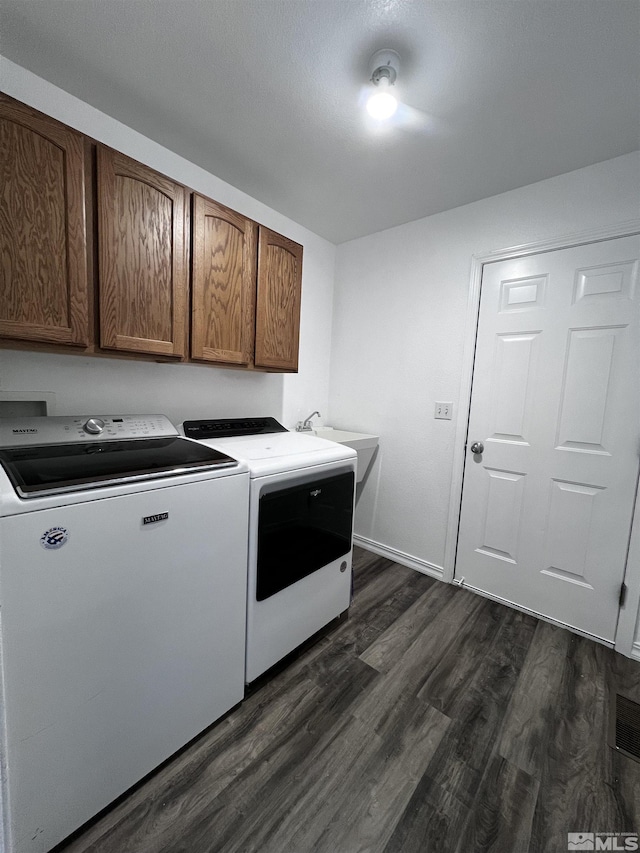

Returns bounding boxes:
[183,417,288,439]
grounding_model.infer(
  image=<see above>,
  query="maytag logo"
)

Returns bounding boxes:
[143,512,169,525]
[12,428,38,433]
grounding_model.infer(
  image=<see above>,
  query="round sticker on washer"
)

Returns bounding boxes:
[40,527,69,550]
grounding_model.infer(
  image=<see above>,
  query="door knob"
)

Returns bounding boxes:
[470,441,484,454]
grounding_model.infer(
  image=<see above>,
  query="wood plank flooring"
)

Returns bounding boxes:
[58,547,640,853]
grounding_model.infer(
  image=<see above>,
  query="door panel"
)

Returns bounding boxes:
[457,235,640,642]
[543,480,602,585]
[556,327,621,452]
[477,468,526,563]
[574,260,636,303]
[489,331,541,442]
[499,275,547,312]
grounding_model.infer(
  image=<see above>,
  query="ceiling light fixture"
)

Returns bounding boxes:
[366,49,400,120]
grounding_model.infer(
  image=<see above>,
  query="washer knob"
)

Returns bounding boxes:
[83,418,105,435]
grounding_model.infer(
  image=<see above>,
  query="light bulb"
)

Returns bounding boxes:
[366,90,398,120]
[365,50,400,121]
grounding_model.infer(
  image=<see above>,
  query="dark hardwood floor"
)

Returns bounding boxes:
[59,547,640,853]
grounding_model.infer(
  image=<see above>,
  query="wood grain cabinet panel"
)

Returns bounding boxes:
[254,227,303,371]
[191,194,257,364]
[97,146,187,357]
[0,95,89,345]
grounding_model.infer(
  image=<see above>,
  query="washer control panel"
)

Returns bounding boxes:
[0,415,178,448]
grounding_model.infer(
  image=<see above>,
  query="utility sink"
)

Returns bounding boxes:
[312,427,379,483]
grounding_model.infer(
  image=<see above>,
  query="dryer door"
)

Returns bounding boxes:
[257,470,355,601]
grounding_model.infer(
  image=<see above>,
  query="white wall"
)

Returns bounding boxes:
[0,59,335,429]
[330,152,640,581]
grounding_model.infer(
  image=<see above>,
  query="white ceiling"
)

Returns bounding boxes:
[2,1,639,244]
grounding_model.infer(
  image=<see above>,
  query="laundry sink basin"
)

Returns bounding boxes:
[312,427,379,482]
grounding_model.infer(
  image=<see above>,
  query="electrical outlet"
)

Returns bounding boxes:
[434,401,453,420]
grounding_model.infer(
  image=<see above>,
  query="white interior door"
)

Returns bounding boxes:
[456,234,640,642]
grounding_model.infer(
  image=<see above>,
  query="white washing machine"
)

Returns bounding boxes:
[0,415,250,853]
[181,418,357,683]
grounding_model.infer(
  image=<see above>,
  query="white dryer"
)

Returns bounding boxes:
[182,418,357,683]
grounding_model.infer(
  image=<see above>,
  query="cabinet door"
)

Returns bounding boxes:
[191,194,257,364]
[0,95,89,345]
[254,227,303,371]
[97,146,187,357]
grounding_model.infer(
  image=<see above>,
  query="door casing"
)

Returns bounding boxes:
[444,219,640,658]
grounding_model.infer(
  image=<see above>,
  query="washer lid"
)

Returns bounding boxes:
[0,436,239,498]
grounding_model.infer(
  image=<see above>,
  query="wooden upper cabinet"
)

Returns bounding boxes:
[97,146,188,357]
[0,95,89,346]
[254,227,303,371]
[1,96,303,371]
[191,194,257,364]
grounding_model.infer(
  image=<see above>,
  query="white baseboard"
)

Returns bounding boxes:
[353,534,444,581]
[631,642,640,662]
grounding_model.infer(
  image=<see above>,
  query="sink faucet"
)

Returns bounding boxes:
[296,411,321,432]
